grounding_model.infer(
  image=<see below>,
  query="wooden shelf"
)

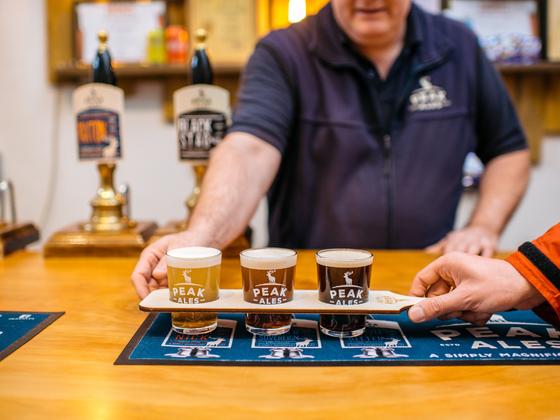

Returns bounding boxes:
[496,61,560,74]
[55,62,243,82]
[54,60,560,82]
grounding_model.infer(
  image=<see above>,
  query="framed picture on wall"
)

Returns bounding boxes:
[547,0,560,61]
[189,0,264,67]
[73,1,167,64]
[444,0,543,63]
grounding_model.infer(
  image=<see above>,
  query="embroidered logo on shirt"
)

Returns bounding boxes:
[409,76,451,112]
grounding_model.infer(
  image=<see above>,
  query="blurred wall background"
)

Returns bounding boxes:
[0,0,558,251]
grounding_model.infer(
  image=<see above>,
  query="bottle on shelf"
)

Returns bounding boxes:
[92,30,117,86]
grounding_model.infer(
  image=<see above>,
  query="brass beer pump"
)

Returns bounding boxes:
[43,32,157,257]
[83,162,133,232]
[0,179,40,256]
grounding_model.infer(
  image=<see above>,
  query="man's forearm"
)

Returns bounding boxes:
[469,149,530,234]
[186,132,281,249]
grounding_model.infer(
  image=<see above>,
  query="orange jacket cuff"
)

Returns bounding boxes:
[507,251,560,320]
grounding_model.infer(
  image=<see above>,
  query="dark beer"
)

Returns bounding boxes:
[240,248,296,336]
[316,249,373,338]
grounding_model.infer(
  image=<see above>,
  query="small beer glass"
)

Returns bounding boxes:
[166,247,221,335]
[240,248,296,336]
[316,248,373,338]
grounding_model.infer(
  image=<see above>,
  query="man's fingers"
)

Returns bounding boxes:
[131,272,150,299]
[131,247,161,299]
[425,239,445,254]
[153,257,168,279]
[443,239,468,254]
[130,237,171,299]
[426,279,451,297]
[148,278,162,293]
[461,311,492,326]
[409,265,441,297]
[438,311,463,321]
[408,290,465,323]
[480,241,494,258]
[409,255,458,297]
[466,243,481,255]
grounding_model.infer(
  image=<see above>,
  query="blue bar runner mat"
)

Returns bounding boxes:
[116,311,560,366]
[0,312,64,361]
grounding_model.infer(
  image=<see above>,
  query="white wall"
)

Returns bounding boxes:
[456,137,560,248]
[0,1,558,252]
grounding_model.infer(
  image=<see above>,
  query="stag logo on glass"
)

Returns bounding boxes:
[409,76,451,112]
[328,271,366,305]
[170,269,206,304]
[251,269,288,304]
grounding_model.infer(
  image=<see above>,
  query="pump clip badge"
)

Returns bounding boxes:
[176,89,227,160]
[73,84,124,160]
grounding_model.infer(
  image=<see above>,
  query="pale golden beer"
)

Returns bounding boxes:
[166,247,221,335]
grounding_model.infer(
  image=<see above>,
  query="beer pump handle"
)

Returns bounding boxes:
[0,179,17,224]
[118,184,130,220]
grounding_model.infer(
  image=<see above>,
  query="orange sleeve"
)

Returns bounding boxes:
[506,223,560,325]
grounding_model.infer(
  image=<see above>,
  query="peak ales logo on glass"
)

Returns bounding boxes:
[169,268,217,304]
[73,84,124,160]
[166,247,221,335]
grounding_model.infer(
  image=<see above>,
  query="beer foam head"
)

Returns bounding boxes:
[316,249,373,268]
[166,247,221,269]
[240,248,297,270]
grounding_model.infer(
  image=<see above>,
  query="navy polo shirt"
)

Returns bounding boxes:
[230,3,527,249]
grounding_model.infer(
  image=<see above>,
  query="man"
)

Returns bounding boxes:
[408,224,560,327]
[132,0,530,298]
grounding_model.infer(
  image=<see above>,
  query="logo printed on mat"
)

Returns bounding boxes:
[162,318,236,349]
[8,314,34,321]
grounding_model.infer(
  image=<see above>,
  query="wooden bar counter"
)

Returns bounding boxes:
[0,250,558,418]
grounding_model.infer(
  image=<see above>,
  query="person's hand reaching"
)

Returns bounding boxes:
[408,253,545,326]
[131,232,204,298]
[426,225,498,257]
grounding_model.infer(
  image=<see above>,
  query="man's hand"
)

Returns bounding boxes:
[425,225,498,257]
[407,252,545,325]
[131,232,203,299]
[130,132,281,300]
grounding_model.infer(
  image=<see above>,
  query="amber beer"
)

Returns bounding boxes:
[316,249,373,338]
[241,248,296,336]
[166,247,221,335]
